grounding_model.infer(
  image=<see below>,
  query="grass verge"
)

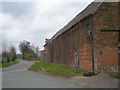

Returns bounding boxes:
[0,61,19,68]
[23,59,40,61]
[108,72,120,79]
[28,61,84,77]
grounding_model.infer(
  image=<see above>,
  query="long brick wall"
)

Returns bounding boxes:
[44,17,94,71]
[44,2,119,72]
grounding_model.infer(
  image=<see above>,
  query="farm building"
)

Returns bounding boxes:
[36,50,45,61]
[44,2,119,72]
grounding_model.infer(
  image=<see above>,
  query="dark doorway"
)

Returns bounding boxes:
[74,49,79,68]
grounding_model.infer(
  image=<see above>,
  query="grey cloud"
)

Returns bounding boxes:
[63,2,92,8]
[39,2,90,23]
[1,1,92,52]
[2,2,35,17]
[0,2,2,13]
[2,25,11,30]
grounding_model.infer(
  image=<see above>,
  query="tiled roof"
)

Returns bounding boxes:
[50,2,102,42]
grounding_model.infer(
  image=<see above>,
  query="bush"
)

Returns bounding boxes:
[84,72,98,76]
[24,54,37,61]
[7,58,10,62]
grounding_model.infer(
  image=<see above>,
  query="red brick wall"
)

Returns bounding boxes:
[44,2,119,72]
[79,44,93,71]
[93,2,119,71]
[44,45,49,61]
[45,18,94,71]
[97,53,118,71]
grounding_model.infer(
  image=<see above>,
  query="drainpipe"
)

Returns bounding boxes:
[118,32,120,68]
[89,14,98,73]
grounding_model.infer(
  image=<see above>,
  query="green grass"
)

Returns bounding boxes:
[0,63,2,68]
[28,61,84,77]
[108,72,120,79]
[23,59,40,62]
[0,61,19,68]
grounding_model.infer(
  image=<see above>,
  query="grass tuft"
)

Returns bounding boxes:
[23,59,40,61]
[28,61,84,77]
[0,61,19,68]
[108,72,120,79]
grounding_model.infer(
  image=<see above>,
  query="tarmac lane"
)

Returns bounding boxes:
[2,60,34,73]
[2,60,82,88]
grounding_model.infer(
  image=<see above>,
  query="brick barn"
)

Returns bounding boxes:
[44,2,119,72]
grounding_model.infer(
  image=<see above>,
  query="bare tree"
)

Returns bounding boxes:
[35,46,39,59]
[1,39,17,62]
[9,46,16,61]
[2,39,8,53]
[35,46,39,54]
[2,39,10,62]
[31,44,35,53]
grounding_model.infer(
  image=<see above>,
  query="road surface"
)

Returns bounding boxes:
[2,60,82,88]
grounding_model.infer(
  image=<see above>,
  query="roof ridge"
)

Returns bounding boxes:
[49,2,102,42]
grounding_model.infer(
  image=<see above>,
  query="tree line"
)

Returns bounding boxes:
[1,39,40,63]
[19,40,39,60]
[1,39,16,63]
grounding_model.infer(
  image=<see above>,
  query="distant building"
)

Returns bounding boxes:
[16,54,22,59]
[37,50,45,61]
[44,2,119,72]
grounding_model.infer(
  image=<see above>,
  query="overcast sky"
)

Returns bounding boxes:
[0,0,93,53]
